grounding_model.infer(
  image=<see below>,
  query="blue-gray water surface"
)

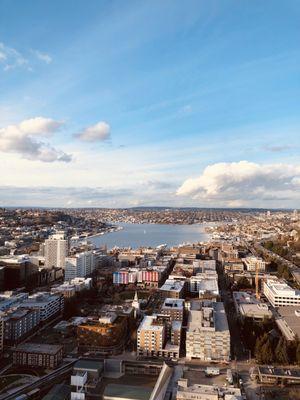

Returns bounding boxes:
[89,222,211,249]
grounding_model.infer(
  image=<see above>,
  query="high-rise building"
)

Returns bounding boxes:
[64,251,95,281]
[45,231,68,269]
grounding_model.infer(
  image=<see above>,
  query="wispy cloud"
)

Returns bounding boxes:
[0,117,72,162]
[0,42,53,71]
[0,42,30,71]
[263,144,292,153]
[31,49,52,64]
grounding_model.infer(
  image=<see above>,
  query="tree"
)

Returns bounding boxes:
[275,337,289,364]
[261,339,274,364]
[236,276,251,289]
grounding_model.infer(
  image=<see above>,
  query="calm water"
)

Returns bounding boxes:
[89,222,211,249]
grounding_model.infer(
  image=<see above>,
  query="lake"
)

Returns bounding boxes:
[88,222,211,249]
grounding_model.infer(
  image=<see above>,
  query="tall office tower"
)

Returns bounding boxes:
[64,251,95,281]
[45,231,68,269]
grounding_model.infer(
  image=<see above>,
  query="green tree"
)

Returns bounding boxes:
[275,337,289,364]
[261,339,274,364]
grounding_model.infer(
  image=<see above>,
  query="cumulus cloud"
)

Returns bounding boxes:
[177,161,300,206]
[75,121,111,142]
[0,117,72,162]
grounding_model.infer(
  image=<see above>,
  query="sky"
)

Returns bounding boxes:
[0,0,299,208]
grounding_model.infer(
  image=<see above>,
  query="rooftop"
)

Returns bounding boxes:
[14,342,62,354]
[103,383,152,400]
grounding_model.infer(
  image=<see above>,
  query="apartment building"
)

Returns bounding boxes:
[159,279,185,299]
[189,274,219,298]
[45,231,68,269]
[186,301,230,362]
[137,314,181,359]
[243,256,266,272]
[22,292,64,321]
[3,307,40,345]
[65,251,95,281]
[263,279,300,307]
[160,298,184,322]
[12,343,63,369]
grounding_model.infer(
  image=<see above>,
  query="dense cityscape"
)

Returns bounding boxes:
[0,208,299,399]
[1,1,300,399]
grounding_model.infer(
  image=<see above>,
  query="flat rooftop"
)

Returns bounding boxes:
[138,315,164,332]
[258,366,300,379]
[162,298,184,310]
[160,279,185,292]
[14,342,62,354]
[74,359,103,371]
[103,383,152,400]
[276,307,300,341]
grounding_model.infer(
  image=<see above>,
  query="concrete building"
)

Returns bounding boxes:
[137,314,181,359]
[3,307,40,345]
[186,301,230,362]
[232,292,272,321]
[263,279,300,307]
[189,275,219,298]
[160,298,184,322]
[12,342,63,369]
[176,379,242,400]
[45,231,68,269]
[65,251,95,281]
[51,277,92,298]
[275,307,300,341]
[159,279,185,299]
[22,292,64,321]
[243,256,266,272]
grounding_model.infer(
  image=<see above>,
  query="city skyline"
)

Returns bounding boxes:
[1,1,300,208]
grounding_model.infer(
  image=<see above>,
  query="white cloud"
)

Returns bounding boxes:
[0,42,29,71]
[31,50,52,64]
[0,117,72,162]
[75,121,111,142]
[177,161,300,206]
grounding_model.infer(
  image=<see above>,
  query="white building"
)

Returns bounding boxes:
[243,256,266,272]
[65,251,95,281]
[232,291,272,321]
[263,279,300,307]
[45,231,68,269]
[189,274,219,297]
[186,301,230,362]
[176,379,241,400]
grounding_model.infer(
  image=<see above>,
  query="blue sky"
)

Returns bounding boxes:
[0,0,299,208]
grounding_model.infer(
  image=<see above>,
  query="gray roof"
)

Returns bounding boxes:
[74,358,103,372]
[103,384,152,400]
